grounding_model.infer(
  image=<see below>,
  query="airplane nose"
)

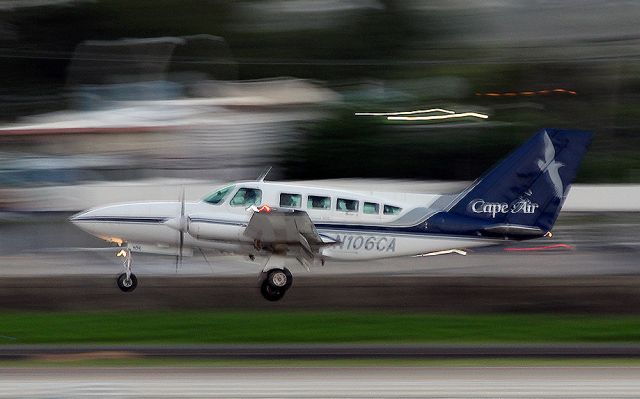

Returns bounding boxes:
[69,202,173,244]
[68,208,101,232]
[69,208,105,226]
[69,210,88,224]
[68,206,126,245]
[68,206,110,230]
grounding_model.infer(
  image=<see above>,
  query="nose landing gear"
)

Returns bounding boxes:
[260,268,292,302]
[116,248,138,292]
[117,272,138,292]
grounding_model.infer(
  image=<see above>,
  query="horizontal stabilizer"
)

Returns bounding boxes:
[482,224,545,237]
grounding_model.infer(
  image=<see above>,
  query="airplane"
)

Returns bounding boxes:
[70,128,592,301]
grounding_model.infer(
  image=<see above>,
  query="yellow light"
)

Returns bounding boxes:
[116,249,127,257]
[99,236,123,246]
[356,108,488,122]
[388,112,488,121]
[476,88,577,97]
[355,108,455,116]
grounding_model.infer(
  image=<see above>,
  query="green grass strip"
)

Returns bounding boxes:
[2,311,640,344]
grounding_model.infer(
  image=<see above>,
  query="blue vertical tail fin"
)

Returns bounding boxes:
[445,128,592,234]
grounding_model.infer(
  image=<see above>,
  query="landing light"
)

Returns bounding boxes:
[116,249,128,257]
[100,236,123,246]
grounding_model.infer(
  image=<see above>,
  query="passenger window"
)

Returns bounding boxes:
[230,188,262,207]
[383,205,402,215]
[363,202,379,214]
[308,195,330,210]
[280,193,301,208]
[337,198,358,212]
[203,185,235,205]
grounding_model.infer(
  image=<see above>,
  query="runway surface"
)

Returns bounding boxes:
[2,366,640,398]
[4,274,640,312]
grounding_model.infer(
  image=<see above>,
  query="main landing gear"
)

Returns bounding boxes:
[116,248,138,292]
[260,268,292,302]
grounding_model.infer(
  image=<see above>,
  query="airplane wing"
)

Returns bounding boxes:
[243,208,337,264]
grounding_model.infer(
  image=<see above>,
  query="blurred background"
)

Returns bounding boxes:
[1,0,639,199]
[3,2,640,396]
[0,0,638,292]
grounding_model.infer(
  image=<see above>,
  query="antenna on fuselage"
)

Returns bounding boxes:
[256,166,272,182]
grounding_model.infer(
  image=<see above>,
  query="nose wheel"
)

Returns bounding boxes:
[116,248,138,293]
[117,273,138,292]
[260,268,292,301]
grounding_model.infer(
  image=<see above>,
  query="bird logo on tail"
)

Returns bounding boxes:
[538,132,565,198]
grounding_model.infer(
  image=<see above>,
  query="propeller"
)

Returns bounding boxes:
[164,188,188,272]
[165,188,211,273]
[176,188,186,272]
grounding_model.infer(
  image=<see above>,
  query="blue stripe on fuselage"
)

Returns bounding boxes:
[71,216,169,224]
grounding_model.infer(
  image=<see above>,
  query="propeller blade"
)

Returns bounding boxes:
[178,229,184,270]
[180,187,185,219]
[176,187,186,272]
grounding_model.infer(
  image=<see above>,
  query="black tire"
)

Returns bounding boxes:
[117,273,138,292]
[260,280,285,301]
[267,268,291,289]
[283,268,293,289]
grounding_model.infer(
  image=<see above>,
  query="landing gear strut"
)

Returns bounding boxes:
[116,248,138,292]
[260,268,292,301]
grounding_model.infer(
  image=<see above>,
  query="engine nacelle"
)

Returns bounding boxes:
[187,216,244,241]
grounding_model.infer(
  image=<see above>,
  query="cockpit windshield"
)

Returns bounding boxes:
[203,185,235,205]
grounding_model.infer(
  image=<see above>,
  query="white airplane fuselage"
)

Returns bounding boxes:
[71,180,497,261]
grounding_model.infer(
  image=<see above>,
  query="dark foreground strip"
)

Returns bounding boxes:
[6,275,640,313]
[4,344,640,360]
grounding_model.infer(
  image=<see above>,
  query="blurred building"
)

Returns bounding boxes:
[0,32,341,209]
[0,0,639,213]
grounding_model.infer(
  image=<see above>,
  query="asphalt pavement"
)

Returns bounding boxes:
[2,366,640,398]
